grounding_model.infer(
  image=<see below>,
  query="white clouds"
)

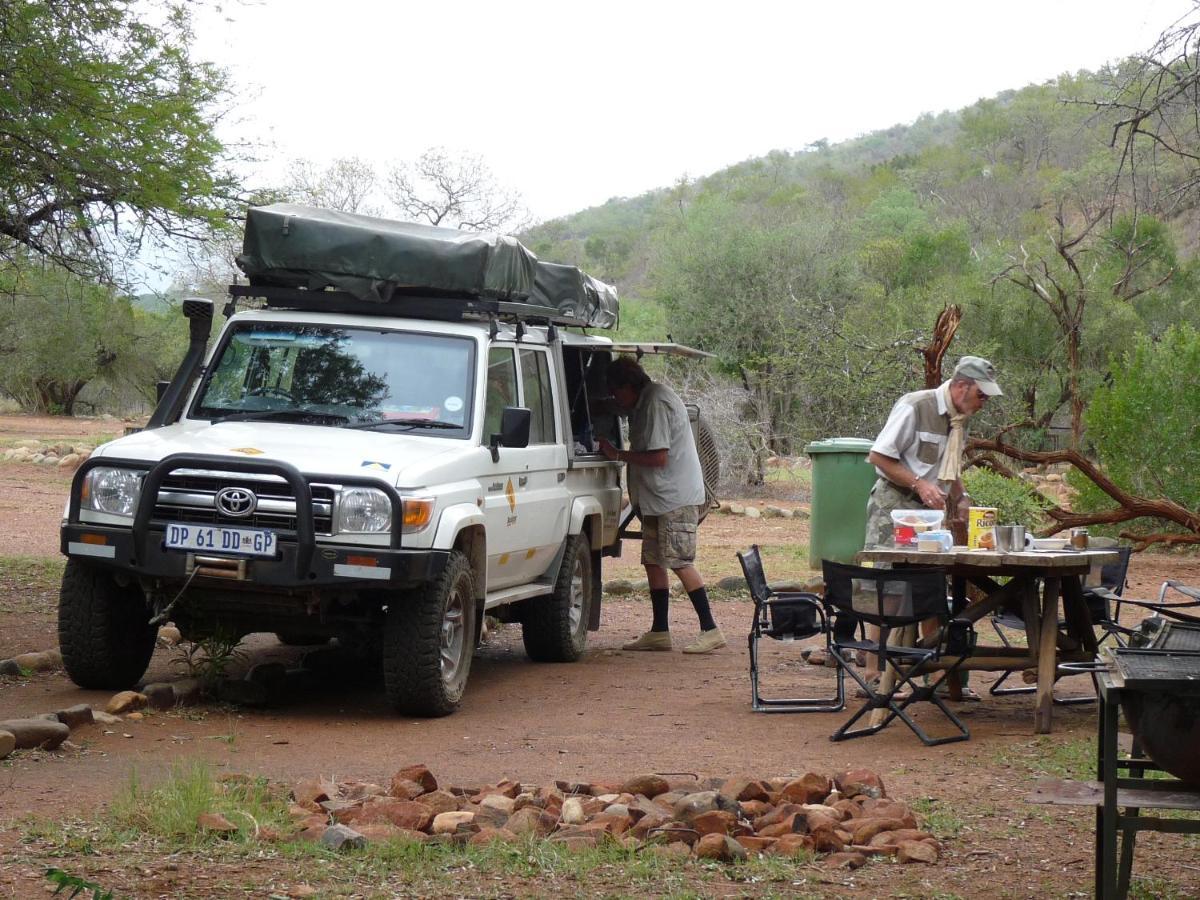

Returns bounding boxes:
[192,0,1196,222]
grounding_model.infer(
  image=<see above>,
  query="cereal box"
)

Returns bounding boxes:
[968,507,998,550]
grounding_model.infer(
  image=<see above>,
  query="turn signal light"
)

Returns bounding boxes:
[401,497,435,534]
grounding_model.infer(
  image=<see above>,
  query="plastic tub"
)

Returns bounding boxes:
[890,509,945,547]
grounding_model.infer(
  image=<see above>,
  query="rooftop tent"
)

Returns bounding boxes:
[530,261,619,330]
[234,203,620,329]
[236,203,537,302]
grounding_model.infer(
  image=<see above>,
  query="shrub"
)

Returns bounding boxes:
[963,467,1051,529]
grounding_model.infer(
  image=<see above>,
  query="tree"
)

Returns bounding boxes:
[383,148,529,231]
[0,0,237,282]
[0,260,144,413]
[285,158,379,214]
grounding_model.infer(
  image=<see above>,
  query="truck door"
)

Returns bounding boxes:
[481,345,569,588]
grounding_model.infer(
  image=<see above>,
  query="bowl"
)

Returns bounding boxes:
[1029,537,1069,551]
[890,509,945,547]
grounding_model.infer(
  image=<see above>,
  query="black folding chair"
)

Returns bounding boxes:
[821,560,973,746]
[738,545,844,713]
[990,546,1134,703]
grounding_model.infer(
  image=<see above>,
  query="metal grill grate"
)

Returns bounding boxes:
[153,474,335,534]
[1113,649,1200,689]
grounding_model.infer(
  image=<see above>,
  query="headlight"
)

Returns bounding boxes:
[335,487,392,534]
[81,467,143,517]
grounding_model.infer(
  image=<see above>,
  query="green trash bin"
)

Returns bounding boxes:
[804,437,877,568]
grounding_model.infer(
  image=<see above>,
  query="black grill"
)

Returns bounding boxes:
[152,474,335,534]
[1112,648,1200,689]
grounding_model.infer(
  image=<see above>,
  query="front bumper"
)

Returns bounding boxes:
[61,452,447,589]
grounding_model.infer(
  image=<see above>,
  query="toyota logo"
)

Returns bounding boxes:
[215,487,257,518]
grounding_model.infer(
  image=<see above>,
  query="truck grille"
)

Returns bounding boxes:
[152,472,335,534]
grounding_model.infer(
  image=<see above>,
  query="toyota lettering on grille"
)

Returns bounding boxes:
[215,487,258,518]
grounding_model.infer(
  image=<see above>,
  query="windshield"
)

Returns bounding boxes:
[192,323,476,437]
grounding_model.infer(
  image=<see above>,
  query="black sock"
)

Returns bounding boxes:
[688,587,717,631]
[650,588,670,632]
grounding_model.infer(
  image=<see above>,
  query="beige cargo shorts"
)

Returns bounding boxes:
[641,504,702,569]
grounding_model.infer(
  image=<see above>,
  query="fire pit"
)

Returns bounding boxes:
[1110,648,1200,787]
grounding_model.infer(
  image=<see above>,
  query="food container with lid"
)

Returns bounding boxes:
[890,509,945,547]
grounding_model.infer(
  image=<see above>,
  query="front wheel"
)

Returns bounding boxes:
[381,550,476,717]
[58,560,158,689]
[521,534,592,662]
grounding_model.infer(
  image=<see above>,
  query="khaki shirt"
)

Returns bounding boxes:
[870,382,964,483]
[627,382,705,516]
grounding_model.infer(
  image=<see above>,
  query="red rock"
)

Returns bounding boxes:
[691,810,737,836]
[852,818,909,845]
[869,828,937,847]
[469,827,519,845]
[292,780,333,806]
[803,810,840,832]
[780,773,831,804]
[738,834,777,853]
[809,824,845,853]
[351,800,433,832]
[835,768,886,800]
[897,840,939,864]
[388,778,425,801]
[477,779,521,800]
[588,812,633,836]
[739,799,772,819]
[197,812,237,834]
[415,789,460,816]
[391,764,437,795]
[619,774,670,798]
[694,833,747,862]
[824,851,867,870]
[759,813,805,838]
[646,841,692,859]
[505,807,557,837]
[719,776,771,803]
[105,691,146,715]
[771,833,815,856]
[630,812,670,840]
[753,802,802,831]
[831,799,864,820]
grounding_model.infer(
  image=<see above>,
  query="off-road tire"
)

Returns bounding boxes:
[521,534,592,662]
[58,560,157,689]
[382,550,476,717]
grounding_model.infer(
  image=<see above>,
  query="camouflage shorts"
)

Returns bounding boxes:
[864,478,922,549]
[641,505,702,569]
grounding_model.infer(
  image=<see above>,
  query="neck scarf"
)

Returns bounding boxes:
[937,380,968,483]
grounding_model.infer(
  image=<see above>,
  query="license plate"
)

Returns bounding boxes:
[164,523,277,558]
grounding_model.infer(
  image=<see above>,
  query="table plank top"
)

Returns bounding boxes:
[856,546,1119,570]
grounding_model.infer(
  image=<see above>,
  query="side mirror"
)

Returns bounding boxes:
[489,406,531,462]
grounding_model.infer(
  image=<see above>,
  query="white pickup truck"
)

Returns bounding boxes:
[57,205,711,716]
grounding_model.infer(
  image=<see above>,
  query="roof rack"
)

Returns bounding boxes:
[226,284,591,328]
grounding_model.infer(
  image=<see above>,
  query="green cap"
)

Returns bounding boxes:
[953,355,1002,396]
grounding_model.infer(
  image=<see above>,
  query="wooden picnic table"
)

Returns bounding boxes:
[855,546,1120,734]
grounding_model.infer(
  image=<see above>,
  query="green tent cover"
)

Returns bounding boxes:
[236,204,618,328]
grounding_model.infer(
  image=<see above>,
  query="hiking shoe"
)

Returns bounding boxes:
[622,630,673,651]
[682,627,727,654]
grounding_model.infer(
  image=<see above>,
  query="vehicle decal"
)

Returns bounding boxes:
[525,548,536,560]
[498,553,510,566]
[334,563,391,580]
[361,460,391,470]
[443,396,463,412]
[505,478,517,513]
[230,447,264,455]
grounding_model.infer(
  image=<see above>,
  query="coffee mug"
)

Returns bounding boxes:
[992,524,1026,552]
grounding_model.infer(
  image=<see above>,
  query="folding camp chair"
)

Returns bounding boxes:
[738,545,843,713]
[990,546,1134,703]
[821,560,973,746]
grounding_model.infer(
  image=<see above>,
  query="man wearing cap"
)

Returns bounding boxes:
[858,355,1002,693]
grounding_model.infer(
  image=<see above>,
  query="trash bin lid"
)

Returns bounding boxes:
[804,437,874,456]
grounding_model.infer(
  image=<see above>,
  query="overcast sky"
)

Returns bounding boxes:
[192,0,1198,224]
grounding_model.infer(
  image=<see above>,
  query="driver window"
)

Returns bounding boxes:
[483,346,518,440]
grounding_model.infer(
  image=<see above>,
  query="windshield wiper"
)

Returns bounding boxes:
[343,418,461,431]
[210,409,350,425]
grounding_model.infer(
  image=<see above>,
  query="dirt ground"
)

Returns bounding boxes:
[2,413,1199,898]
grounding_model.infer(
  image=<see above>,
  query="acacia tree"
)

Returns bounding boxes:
[285,158,379,214]
[0,0,238,282]
[383,148,529,231]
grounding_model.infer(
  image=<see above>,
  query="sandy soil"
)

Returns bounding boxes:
[2,413,1198,898]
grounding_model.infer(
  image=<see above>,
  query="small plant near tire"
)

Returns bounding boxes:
[170,629,245,691]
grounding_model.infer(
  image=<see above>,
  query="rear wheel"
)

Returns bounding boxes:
[521,534,592,662]
[58,560,157,689]
[382,550,476,717]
